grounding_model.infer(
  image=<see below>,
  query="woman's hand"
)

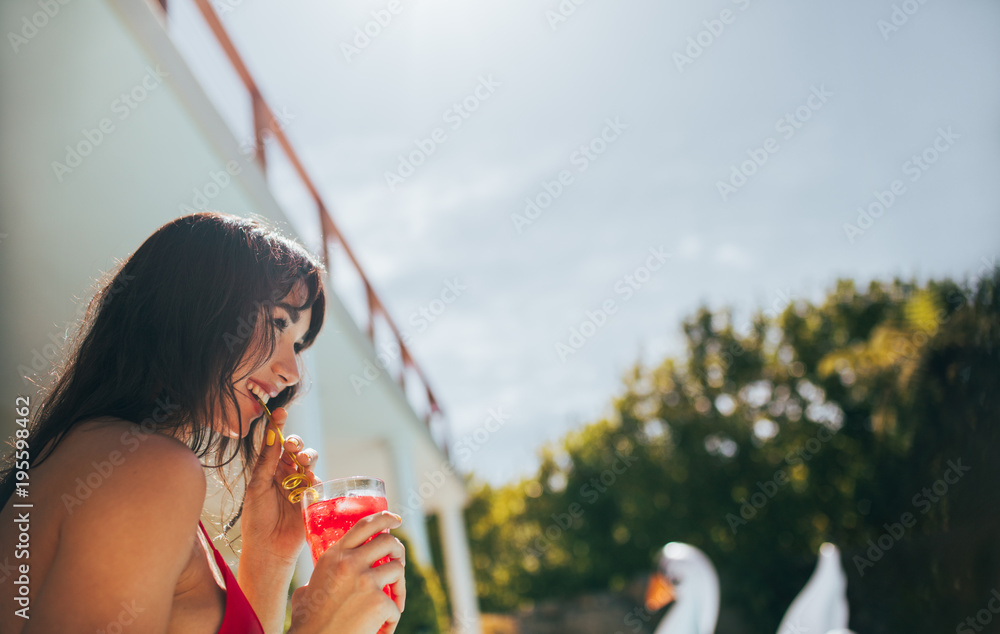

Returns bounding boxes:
[288,511,407,634]
[240,406,320,565]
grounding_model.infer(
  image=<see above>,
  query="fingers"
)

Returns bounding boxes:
[299,448,318,466]
[281,434,318,468]
[375,592,403,633]
[255,408,321,496]
[357,533,405,567]
[387,564,406,617]
[283,447,318,467]
[370,560,405,599]
[291,574,399,634]
[248,409,286,485]
[367,537,407,616]
[270,405,288,430]
[338,511,402,550]
[283,434,303,453]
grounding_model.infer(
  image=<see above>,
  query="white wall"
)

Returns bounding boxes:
[0,0,466,557]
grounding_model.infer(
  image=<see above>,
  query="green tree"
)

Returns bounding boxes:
[394,531,450,634]
[465,269,999,632]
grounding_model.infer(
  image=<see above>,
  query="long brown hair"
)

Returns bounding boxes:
[0,211,326,545]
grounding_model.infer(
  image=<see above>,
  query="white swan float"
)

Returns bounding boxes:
[644,542,857,634]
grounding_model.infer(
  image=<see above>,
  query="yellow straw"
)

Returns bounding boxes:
[254,393,316,504]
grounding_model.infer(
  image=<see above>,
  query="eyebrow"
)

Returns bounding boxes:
[275,302,301,324]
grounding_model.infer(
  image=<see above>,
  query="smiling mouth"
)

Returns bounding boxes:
[237,386,263,416]
[246,379,282,406]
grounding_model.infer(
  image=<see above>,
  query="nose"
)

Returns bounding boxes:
[271,344,301,390]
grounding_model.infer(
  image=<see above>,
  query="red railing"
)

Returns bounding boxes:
[155,0,448,456]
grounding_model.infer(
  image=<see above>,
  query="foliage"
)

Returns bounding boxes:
[394,531,451,634]
[465,269,999,631]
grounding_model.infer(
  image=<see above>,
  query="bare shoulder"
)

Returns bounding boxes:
[50,416,207,526]
[24,417,209,632]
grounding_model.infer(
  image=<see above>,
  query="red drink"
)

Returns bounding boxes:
[303,494,395,599]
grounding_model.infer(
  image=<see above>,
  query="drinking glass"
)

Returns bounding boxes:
[301,476,394,599]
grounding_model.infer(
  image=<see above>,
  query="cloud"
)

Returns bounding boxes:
[713,243,753,269]
[676,234,703,260]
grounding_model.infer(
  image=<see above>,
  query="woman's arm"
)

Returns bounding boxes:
[237,548,296,633]
[24,429,207,634]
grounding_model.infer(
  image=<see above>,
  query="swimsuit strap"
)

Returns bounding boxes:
[197,520,228,589]
[195,520,266,634]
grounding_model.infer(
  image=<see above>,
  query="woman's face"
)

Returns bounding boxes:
[223,283,312,439]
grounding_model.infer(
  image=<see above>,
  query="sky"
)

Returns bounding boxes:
[166,0,1000,485]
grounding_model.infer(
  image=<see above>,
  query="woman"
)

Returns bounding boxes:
[0,211,406,633]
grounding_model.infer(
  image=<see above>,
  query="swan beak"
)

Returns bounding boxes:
[645,572,675,611]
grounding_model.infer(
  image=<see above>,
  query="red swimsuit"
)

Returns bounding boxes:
[197,521,266,634]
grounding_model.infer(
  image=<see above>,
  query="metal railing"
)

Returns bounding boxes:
[155,0,449,456]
